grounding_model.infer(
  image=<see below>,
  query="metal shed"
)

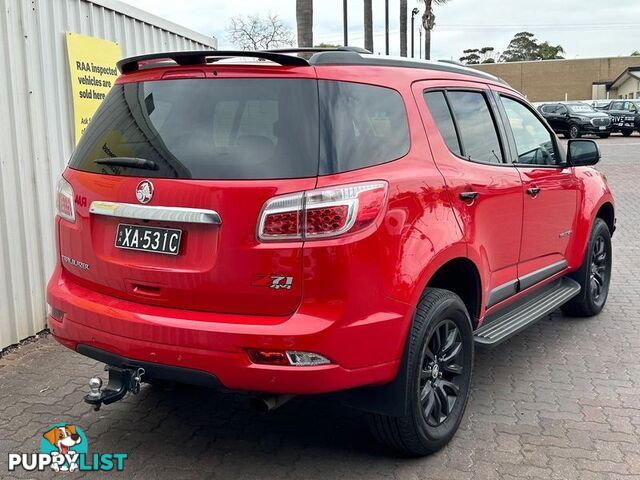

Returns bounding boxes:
[0,0,217,349]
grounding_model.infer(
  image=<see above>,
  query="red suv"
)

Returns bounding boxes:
[47,48,615,455]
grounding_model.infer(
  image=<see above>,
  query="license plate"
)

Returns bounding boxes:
[115,224,182,255]
[599,126,606,130]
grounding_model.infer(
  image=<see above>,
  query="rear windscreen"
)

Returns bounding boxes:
[69,78,409,179]
[70,79,320,179]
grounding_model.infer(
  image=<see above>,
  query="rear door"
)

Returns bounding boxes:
[59,73,319,316]
[414,80,523,309]
[493,90,579,287]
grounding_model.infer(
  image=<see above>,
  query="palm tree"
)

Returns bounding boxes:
[296,0,313,47]
[419,0,449,60]
[364,0,373,52]
[400,0,407,57]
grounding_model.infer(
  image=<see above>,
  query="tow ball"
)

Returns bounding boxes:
[84,366,145,411]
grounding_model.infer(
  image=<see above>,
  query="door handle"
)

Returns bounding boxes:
[527,186,541,196]
[459,191,479,201]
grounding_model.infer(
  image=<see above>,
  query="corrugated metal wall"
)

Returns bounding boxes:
[0,0,217,349]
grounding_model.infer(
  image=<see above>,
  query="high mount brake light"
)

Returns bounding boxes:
[258,181,388,242]
[56,177,75,223]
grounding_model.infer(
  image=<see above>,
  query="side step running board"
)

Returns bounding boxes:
[474,277,581,347]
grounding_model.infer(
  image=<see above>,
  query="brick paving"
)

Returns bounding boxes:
[1,135,639,479]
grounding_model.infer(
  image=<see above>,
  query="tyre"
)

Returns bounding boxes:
[368,289,473,456]
[622,129,633,137]
[561,218,612,317]
[568,124,581,139]
[597,133,610,139]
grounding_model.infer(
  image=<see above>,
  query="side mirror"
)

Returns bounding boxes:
[567,139,600,167]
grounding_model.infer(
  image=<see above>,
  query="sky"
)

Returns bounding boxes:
[121,0,640,61]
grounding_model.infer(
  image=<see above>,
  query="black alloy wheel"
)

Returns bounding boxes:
[419,319,464,427]
[569,124,580,139]
[589,233,610,308]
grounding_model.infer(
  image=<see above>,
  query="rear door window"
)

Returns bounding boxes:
[423,91,462,156]
[318,81,409,174]
[70,79,319,179]
[446,91,503,164]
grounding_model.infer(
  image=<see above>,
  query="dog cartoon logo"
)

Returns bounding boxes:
[41,424,87,472]
[9,423,127,472]
[136,179,154,204]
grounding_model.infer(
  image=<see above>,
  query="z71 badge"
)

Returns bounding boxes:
[251,274,294,290]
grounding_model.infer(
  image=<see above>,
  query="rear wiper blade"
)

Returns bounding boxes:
[94,157,159,171]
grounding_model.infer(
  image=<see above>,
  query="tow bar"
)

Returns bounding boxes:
[84,366,145,411]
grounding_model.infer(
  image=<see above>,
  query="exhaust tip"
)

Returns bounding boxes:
[251,394,294,412]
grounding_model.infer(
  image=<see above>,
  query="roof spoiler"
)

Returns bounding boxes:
[117,50,311,73]
[116,47,373,73]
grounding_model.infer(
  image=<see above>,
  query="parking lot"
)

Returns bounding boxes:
[1,135,639,480]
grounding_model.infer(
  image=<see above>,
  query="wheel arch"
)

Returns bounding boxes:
[425,257,482,328]
[338,255,482,417]
[596,202,615,234]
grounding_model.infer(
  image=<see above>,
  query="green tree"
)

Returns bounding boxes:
[460,46,496,65]
[500,32,540,62]
[460,49,480,64]
[419,0,450,60]
[315,43,341,48]
[539,41,565,60]
[296,0,313,47]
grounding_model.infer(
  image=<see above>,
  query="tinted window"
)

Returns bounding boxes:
[611,101,625,110]
[541,104,559,114]
[70,79,319,179]
[318,81,409,174]
[423,91,462,155]
[447,91,503,164]
[501,96,558,166]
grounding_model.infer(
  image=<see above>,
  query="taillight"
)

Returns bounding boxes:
[258,181,387,242]
[56,176,75,222]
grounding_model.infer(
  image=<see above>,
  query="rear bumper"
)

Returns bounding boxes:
[47,267,407,395]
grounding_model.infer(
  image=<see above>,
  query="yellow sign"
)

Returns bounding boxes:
[65,32,122,144]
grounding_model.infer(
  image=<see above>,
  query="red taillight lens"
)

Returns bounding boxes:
[305,205,349,235]
[262,211,300,236]
[257,181,388,241]
[56,176,75,222]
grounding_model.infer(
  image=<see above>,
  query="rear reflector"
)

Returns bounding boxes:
[48,305,64,321]
[248,350,290,366]
[248,349,331,367]
[258,181,387,241]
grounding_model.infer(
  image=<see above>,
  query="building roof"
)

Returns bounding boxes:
[609,67,640,90]
[84,0,217,49]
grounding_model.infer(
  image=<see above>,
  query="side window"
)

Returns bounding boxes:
[423,91,462,156]
[557,105,568,115]
[318,81,409,174]
[446,91,503,164]
[611,101,624,110]
[500,96,558,166]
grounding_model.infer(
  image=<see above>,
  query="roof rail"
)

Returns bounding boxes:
[117,50,310,73]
